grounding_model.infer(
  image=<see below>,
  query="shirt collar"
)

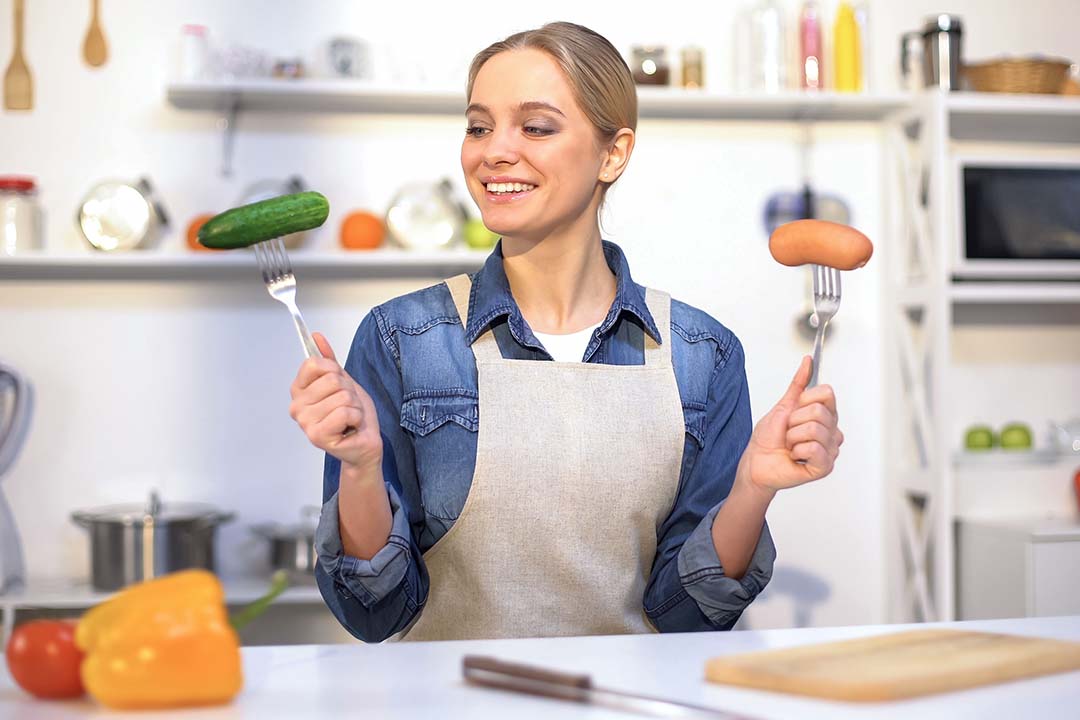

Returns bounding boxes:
[463,240,662,348]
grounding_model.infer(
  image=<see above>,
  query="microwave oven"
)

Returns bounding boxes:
[953,155,1080,279]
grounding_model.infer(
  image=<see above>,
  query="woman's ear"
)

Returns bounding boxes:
[599,128,635,182]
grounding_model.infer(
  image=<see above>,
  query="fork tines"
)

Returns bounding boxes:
[253,236,293,283]
[813,263,842,299]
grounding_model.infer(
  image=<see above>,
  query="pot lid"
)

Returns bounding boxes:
[71,491,234,526]
[250,505,320,539]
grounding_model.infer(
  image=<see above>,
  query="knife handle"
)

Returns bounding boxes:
[463,655,593,702]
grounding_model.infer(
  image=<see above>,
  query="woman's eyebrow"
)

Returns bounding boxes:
[465,101,565,117]
[518,101,565,117]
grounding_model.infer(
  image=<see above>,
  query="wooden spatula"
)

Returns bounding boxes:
[3,0,33,111]
[82,0,108,68]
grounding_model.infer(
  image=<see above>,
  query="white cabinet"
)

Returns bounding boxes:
[957,516,1080,619]
[884,90,1080,624]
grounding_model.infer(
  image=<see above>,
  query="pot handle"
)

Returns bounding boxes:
[0,364,33,478]
[70,510,93,529]
[197,510,236,529]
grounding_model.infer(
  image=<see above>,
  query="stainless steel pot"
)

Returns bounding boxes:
[71,491,234,591]
[251,506,319,582]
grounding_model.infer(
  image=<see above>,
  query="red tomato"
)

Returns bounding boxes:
[5,620,85,699]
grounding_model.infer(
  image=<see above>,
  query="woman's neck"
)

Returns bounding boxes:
[501,224,617,335]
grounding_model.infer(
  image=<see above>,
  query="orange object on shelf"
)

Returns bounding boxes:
[340,210,385,250]
[186,213,219,251]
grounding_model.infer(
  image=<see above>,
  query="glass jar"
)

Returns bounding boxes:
[680,47,705,89]
[0,176,43,255]
[631,46,670,86]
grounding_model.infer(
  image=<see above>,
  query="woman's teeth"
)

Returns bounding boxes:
[486,182,535,194]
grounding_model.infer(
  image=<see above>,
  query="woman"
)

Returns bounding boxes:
[291,22,843,642]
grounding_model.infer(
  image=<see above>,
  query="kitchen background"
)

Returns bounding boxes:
[1,0,1078,643]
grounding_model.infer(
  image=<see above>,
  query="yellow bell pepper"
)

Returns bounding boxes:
[75,569,242,710]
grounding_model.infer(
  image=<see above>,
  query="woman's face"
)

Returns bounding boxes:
[461,48,608,241]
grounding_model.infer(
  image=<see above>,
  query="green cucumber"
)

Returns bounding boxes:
[198,191,330,249]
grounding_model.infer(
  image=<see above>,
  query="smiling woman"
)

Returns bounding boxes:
[290,22,845,643]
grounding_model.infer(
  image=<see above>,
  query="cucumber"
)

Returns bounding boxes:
[198,191,330,249]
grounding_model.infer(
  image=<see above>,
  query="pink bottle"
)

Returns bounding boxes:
[799,0,824,90]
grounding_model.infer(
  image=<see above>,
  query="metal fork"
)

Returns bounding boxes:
[808,263,842,388]
[254,237,321,359]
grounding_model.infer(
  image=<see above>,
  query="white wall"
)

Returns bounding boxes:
[1,0,1077,633]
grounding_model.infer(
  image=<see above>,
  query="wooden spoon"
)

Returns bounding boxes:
[3,0,33,110]
[83,0,108,68]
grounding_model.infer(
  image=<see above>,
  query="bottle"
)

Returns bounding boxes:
[833,1,862,92]
[798,1,823,90]
[854,1,871,92]
[733,4,753,92]
[750,0,787,93]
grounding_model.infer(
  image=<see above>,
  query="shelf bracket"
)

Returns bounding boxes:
[217,93,241,178]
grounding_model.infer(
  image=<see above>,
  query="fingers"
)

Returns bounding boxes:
[778,356,813,409]
[788,400,837,430]
[786,420,840,451]
[313,332,337,362]
[790,440,832,470]
[293,370,355,408]
[797,383,837,417]
[311,405,366,447]
[293,356,346,392]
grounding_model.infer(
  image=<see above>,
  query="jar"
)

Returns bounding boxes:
[178,24,210,81]
[631,46,670,86]
[680,47,705,89]
[0,176,43,255]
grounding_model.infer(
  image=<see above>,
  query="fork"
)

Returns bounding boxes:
[253,237,321,359]
[808,263,842,388]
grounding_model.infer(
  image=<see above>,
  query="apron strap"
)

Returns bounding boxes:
[643,288,672,368]
[445,274,503,363]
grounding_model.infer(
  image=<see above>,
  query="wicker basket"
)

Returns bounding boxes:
[963,58,1071,94]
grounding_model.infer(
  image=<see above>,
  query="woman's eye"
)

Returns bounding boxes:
[524,126,554,136]
[465,126,490,137]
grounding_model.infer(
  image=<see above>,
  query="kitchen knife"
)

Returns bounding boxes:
[462,655,756,719]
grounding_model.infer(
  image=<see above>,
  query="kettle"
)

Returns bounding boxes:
[0,361,31,594]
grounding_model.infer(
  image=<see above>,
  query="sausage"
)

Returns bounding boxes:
[768,219,874,270]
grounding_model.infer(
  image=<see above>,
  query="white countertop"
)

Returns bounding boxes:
[2,616,1078,719]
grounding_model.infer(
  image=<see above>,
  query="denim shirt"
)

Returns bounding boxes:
[314,240,776,642]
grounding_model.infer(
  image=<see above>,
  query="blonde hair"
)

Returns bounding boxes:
[466,22,638,146]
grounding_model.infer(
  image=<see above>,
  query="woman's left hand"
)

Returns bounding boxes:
[741,355,844,493]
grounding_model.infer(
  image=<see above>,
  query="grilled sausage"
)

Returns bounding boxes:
[768,219,873,270]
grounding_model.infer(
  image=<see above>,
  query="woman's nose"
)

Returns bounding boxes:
[482,127,521,167]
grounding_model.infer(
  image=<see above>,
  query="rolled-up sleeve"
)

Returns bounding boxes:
[313,308,428,643]
[676,501,775,628]
[645,335,775,632]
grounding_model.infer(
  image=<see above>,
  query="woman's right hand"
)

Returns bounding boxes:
[289,332,383,473]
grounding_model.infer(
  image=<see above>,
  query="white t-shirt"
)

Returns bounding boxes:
[533,322,601,363]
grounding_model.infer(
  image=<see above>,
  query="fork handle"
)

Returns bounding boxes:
[808,319,826,389]
[289,308,357,437]
[289,308,322,360]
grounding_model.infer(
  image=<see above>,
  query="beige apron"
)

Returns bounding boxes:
[403,273,685,641]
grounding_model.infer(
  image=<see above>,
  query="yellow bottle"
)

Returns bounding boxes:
[833,1,862,92]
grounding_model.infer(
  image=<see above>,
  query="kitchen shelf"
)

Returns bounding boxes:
[0,577,325,643]
[0,576,322,611]
[952,448,1067,467]
[945,91,1080,144]
[0,248,490,280]
[949,281,1080,304]
[166,79,912,122]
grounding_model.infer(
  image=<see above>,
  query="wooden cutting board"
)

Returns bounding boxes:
[705,629,1080,702]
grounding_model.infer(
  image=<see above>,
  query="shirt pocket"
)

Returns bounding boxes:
[399,391,479,522]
